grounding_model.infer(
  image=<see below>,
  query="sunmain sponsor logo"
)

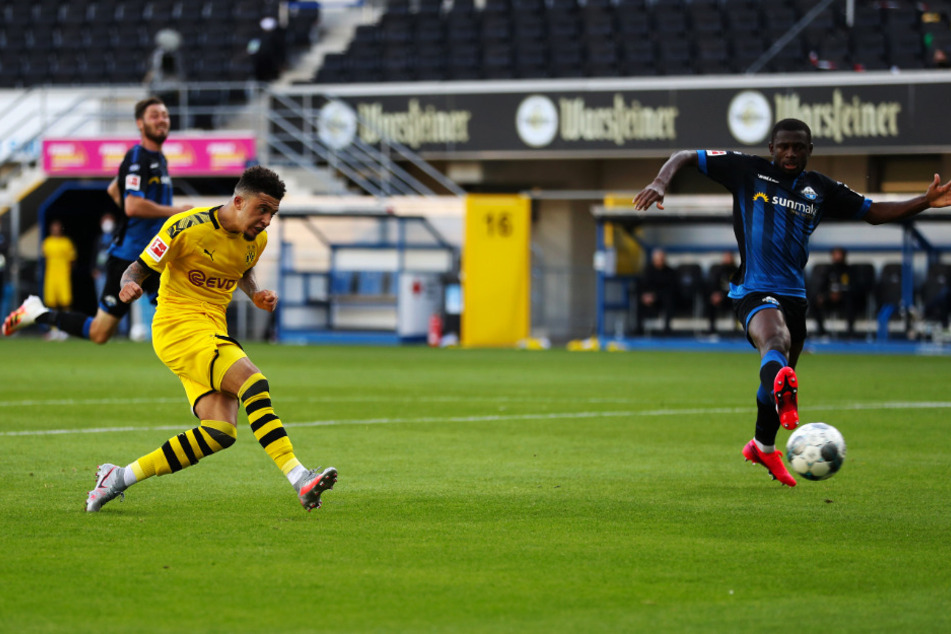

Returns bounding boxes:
[772,195,817,217]
[187,270,237,291]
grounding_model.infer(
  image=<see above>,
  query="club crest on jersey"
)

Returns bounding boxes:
[147,236,169,261]
[125,174,140,191]
[801,186,818,201]
[246,245,257,264]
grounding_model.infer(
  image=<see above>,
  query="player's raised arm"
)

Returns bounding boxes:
[864,173,951,225]
[118,260,151,303]
[632,150,698,211]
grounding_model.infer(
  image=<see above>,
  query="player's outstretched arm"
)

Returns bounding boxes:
[124,196,193,219]
[118,260,152,303]
[865,174,951,225]
[106,178,121,208]
[240,267,279,312]
[632,150,698,211]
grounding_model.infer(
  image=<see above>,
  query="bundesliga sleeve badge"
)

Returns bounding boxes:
[147,236,169,262]
[125,174,141,191]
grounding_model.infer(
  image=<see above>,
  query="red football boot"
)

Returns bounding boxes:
[742,439,797,487]
[773,366,799,431]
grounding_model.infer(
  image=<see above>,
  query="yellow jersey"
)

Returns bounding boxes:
[42,235,76,281]
[138,206,267,312]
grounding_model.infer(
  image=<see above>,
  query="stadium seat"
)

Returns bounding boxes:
[383,52,416,82]
[550,40,586,77]
[546,9,581,40]
[514,39,550,78]
[548,0,580,13]
[586,40,621,77]
[725,6,762,34]
[619,40,657,76]
[483,43,516,79]
[513,0,546,13]
[851,262,878,327]
[851,30,889,70]
[416,51,448,81]
[447,41,482,79]
[417,0,443,16]
[580,6,616,41]
[762,5,798,33]
[674,263,704,326]
[923,263,951,325]
[513,12,547,41]
[314,53,349,83]
[888,31,926,67]
[615,12,651,40]
[653,6,689,36]
[688,6,726,36]
[481,13,513,43]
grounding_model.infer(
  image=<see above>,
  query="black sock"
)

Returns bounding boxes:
[759,361,783,397]
[755,395,780,447]
[35,310,90,338]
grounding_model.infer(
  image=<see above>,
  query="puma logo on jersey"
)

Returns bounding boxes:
[203,249,215,261]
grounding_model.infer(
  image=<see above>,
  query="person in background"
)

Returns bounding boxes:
[705,251,738,335]
[811,246,856,338]
[249,16,288,82]
[633,247,677,335]
[3,97,190,340]
[41,220,76,339]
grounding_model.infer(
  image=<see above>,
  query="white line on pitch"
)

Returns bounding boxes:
[3,401,950,437]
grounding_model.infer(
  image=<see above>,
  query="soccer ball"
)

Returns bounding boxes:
[785,422,847,481]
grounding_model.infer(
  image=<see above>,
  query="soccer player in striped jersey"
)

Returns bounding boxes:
[3,97,191,341]
[633,118,951,487]
[85,166,336,512]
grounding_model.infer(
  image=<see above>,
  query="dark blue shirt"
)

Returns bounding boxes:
[109,145,174,261]
[697,150,872,299]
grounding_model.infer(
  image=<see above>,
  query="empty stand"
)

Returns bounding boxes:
[0,0,319,88]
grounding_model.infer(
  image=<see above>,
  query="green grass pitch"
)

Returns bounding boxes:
[1,339,950,633]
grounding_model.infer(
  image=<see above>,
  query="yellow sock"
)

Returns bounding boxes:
[238,373,301,476]
[130,420,236,481]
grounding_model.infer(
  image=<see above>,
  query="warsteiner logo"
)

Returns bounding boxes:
[187,270,237,291]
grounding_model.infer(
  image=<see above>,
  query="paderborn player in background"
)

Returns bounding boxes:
[85,165,337,512]
[633,118,951,487]
[3,96,191,341]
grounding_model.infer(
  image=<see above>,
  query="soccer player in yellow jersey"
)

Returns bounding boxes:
[85,166,336,512]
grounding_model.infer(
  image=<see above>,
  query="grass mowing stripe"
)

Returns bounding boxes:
[5,400,951,437]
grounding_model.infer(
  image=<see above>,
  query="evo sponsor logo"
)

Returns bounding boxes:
[187,270,237,291]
